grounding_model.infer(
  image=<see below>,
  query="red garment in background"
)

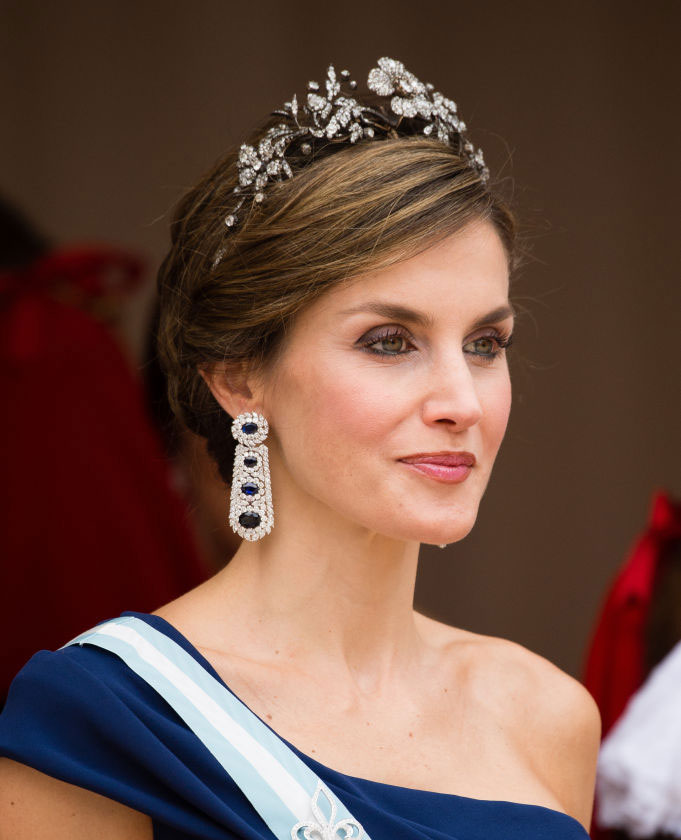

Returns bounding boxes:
[581,488,681,839]
[0,247,209,697]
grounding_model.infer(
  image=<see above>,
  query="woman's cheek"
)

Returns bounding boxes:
[481,373,512,446]
[317,372,395,445]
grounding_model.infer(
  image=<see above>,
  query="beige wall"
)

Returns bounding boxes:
[3,0,680,676]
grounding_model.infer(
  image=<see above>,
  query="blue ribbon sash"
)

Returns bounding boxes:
[62,616,368,840]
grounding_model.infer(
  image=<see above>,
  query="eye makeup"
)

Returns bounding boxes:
[357,325,514,363]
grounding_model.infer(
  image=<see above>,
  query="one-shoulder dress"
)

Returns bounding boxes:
[0,611,591,840]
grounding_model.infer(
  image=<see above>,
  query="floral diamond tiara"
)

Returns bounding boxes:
[213,57,489,265]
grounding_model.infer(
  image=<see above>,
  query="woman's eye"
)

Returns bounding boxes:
[359,329,414,356]
[464,336,503,360]
[463,333,514,363]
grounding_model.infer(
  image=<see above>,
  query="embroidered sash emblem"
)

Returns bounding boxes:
[291,780,364,839]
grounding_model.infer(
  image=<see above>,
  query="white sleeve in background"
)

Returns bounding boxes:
[595,637,681,838]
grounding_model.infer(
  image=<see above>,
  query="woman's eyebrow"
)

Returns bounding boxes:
[339,300,516,329]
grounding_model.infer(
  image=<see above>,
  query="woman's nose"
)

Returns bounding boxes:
[419,354,484,429]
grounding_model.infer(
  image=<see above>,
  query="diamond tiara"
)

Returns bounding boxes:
[213,57,489,264]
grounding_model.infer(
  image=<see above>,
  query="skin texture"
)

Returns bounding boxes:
[0,757,153,839]
[0,218,601,837]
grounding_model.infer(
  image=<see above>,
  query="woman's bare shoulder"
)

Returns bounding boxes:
[0,758,153,840]
[416,611,601,828]
[415,609,600,715]
[466,627,601,739]
[483,633,601,829]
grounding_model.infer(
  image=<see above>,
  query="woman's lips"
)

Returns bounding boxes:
[398,461,473,483]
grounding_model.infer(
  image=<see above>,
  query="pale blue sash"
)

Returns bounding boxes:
[61,616,368,840]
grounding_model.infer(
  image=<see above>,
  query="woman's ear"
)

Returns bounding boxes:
[198,361,256,419]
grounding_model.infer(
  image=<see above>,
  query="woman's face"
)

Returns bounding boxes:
[261,217,514,546]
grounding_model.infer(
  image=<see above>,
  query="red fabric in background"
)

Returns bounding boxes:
[0,246,145,300]
[0,249,209,696]
[581,488,681,839]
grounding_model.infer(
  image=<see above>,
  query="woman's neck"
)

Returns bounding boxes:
[201,516,426,691]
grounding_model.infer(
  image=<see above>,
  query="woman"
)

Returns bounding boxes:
[0,57,601,839]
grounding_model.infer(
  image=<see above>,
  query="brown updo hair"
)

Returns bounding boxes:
[156,111,518,486]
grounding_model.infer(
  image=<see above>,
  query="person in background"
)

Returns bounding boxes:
[0,196,210,707]
[582,488,681,839]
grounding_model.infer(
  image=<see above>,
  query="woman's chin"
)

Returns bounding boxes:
[394,516,477,546]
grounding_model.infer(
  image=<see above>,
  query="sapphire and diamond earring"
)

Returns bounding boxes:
[229,411,274,540]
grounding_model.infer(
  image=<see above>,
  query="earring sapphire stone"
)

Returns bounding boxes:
[238,511,261,529]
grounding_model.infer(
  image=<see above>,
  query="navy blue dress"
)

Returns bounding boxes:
[0,611,590,839]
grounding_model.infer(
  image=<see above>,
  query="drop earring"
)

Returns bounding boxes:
[438,544,447,549]
[229,411,274,540]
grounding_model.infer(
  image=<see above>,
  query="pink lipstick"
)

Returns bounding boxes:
[397,451,476,484]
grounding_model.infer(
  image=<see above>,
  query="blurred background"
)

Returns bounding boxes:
[1,4,680,821]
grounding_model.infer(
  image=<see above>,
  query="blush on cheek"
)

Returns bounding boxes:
[313,375,393,454]
[279,360,399,484]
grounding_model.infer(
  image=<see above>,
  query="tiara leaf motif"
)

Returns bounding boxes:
[215,57,489,264]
